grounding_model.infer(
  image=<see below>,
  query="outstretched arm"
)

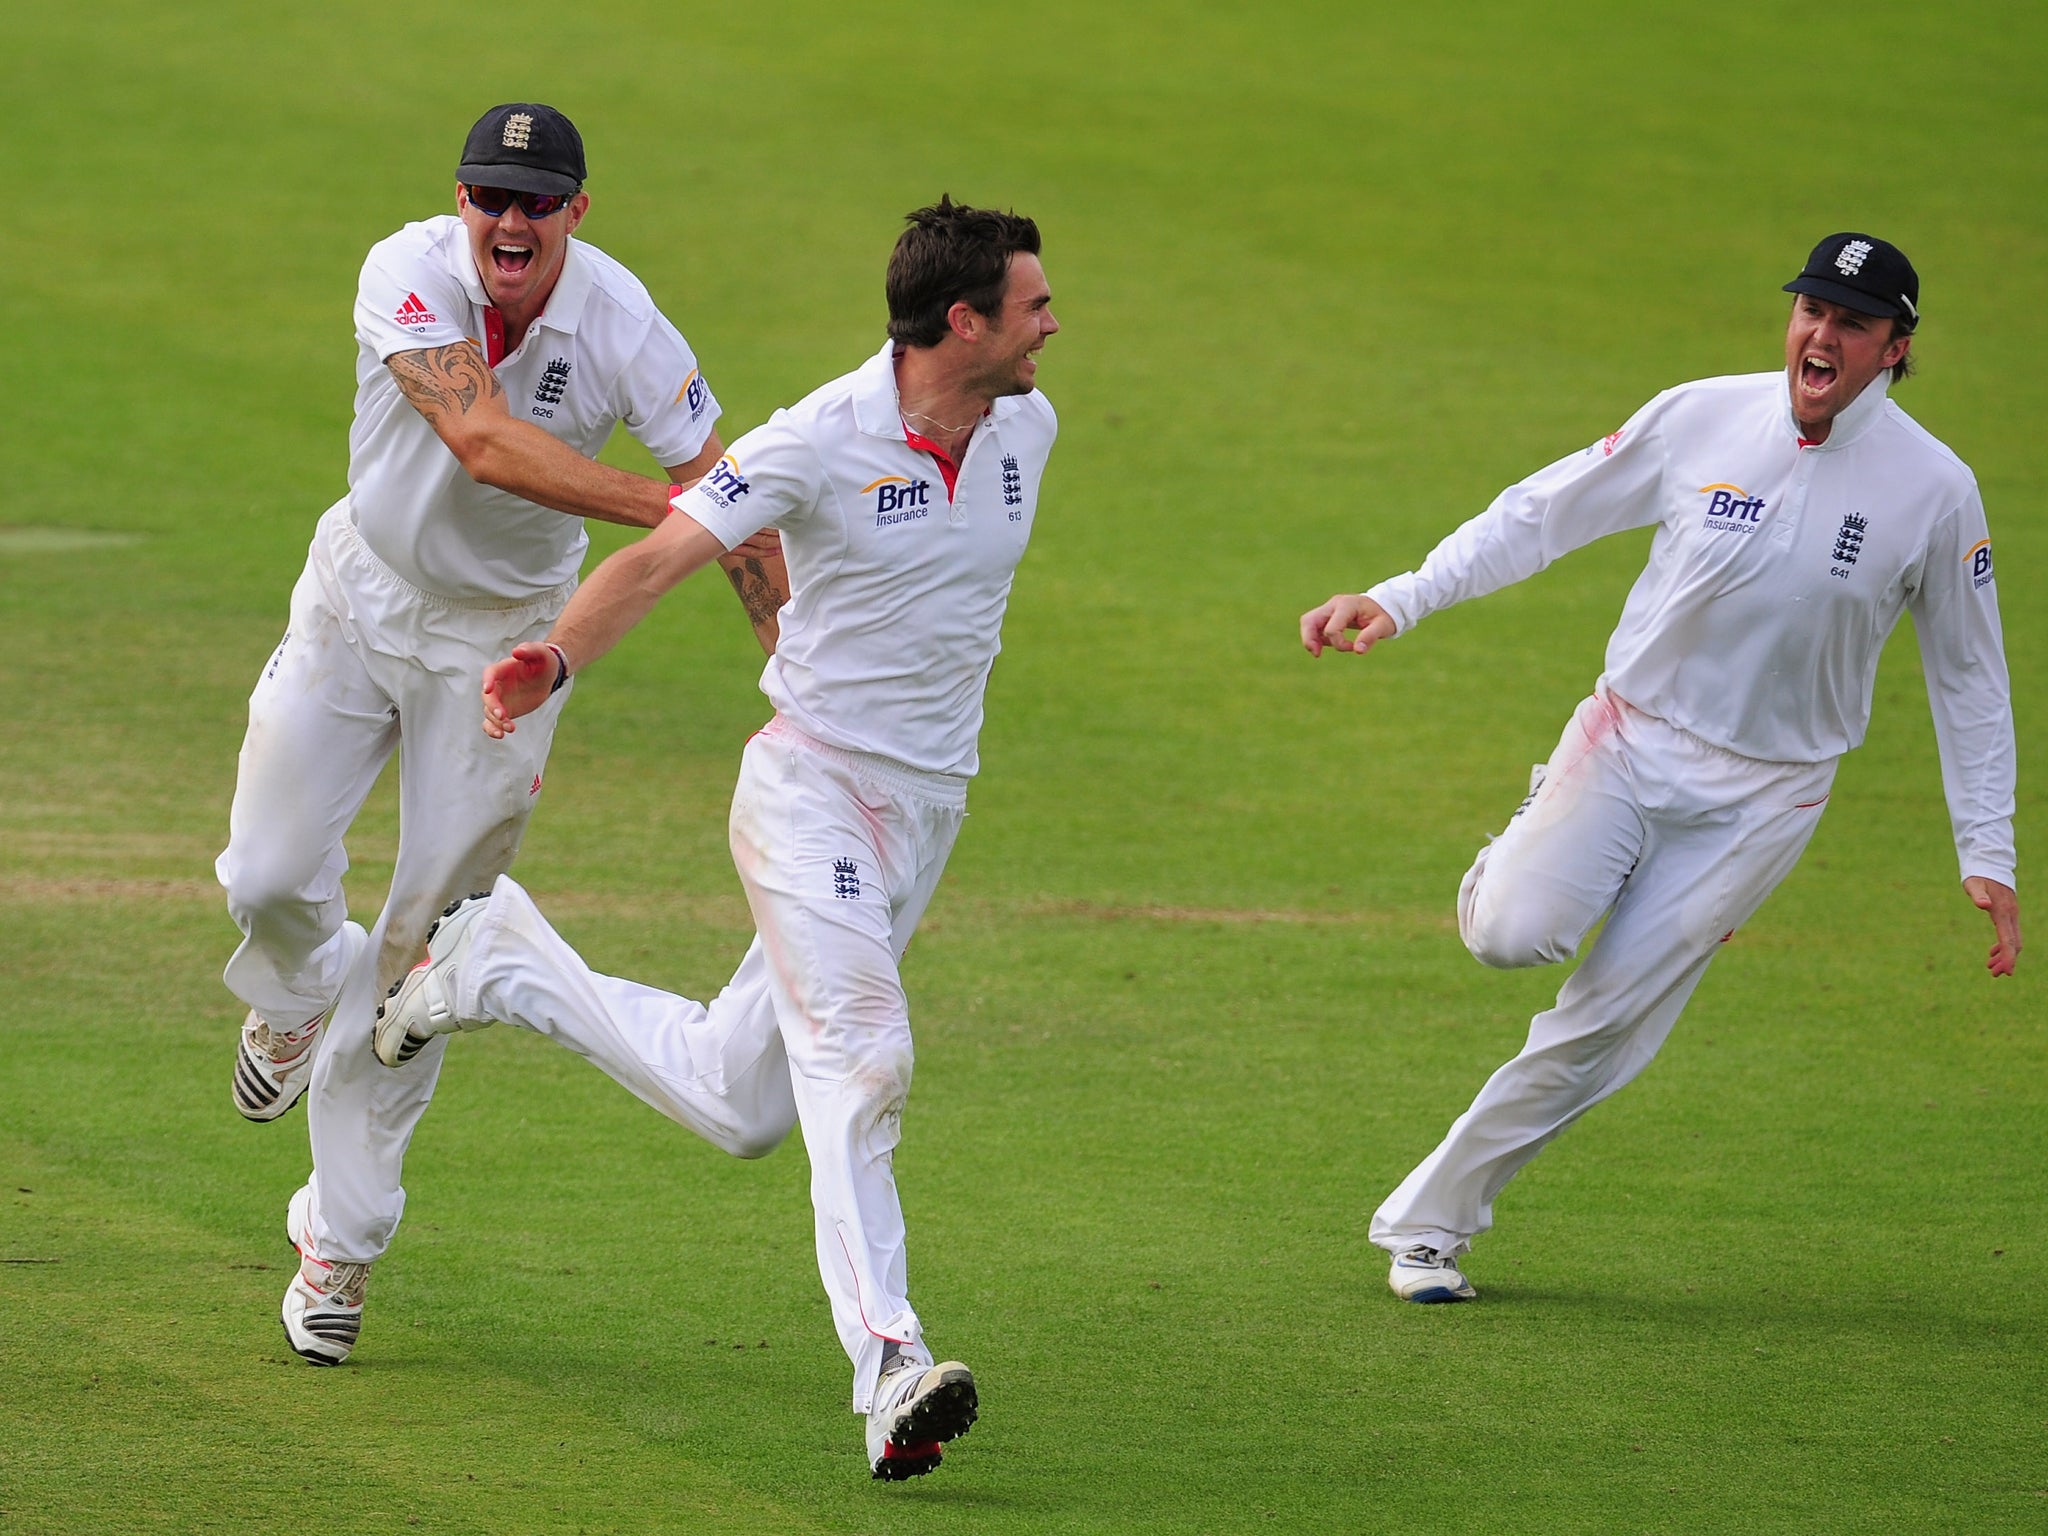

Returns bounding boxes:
[482,510,729,737]
[1300,593,1397,657]
[1963,877,2022,977]
[389,341,686,529]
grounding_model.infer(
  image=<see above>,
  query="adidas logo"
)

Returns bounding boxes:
[395,292,438,327]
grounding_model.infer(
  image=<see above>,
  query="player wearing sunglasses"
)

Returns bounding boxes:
[217,103,789,1365]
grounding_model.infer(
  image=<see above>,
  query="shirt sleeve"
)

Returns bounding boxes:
[1367,395,1670,634]
[1908,485,2017,887]
[615,309,723,469]
[354,239,473,363]
[671,409,821,551]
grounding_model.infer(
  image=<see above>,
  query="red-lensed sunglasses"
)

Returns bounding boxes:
[464,184,576,219]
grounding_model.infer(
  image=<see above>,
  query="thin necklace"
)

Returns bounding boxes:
[903,406,981,436]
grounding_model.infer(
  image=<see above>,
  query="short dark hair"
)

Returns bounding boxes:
[1889,318,1915,384]
[886,196,1042,349]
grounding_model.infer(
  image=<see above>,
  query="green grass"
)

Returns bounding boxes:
[3,1,2044,1531]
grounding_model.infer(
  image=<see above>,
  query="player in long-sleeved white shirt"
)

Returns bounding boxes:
[1301,233,2019,1305]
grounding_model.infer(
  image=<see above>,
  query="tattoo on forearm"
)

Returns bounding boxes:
[726,558,787,631]
[389,343,504,425]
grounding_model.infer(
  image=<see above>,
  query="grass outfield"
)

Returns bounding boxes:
[4,1,2044,1531]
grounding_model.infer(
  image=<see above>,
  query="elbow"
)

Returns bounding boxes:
[446,424,518,491]
[458,442,511,490]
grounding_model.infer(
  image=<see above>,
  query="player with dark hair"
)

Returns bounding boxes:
[1302,233,2018,1304]
[216,102,787,1363]
[884,194,1042,348]
[374,197,1059,1479]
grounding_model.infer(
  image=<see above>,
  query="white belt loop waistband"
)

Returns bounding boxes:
[760,716,968,808]
[332,502,579,620]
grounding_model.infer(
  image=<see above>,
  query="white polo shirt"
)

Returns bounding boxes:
[347,215,721,602]
[1368,371,2015,884]
[677,340,1059,779]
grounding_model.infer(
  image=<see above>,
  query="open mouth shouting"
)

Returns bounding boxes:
[1797,353,1838,401]
[493,241,536,277]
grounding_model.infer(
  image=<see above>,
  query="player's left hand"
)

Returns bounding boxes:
[481,641,560,739]
[1962,876,2021,976]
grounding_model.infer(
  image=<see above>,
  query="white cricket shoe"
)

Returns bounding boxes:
[1388,1244,1478,1304]
[866,1358,978,1481]
[373,893,494,1067]
[231,922,367,1122]
[280,1185,369,1365]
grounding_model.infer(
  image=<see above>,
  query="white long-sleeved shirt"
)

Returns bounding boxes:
[677,341,1059,779]
[1367,371,2015,885]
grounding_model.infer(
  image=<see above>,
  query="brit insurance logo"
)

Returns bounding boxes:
[864,474,931,527]
[675,368,709,421]
[1699,482,1766,533]
[698,453,751,511]
[1966,539,1995,590]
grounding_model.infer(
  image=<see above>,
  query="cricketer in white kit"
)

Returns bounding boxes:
[1302,233,2020,1304]
[373,197,1060,1480]
[215,103,787,1362]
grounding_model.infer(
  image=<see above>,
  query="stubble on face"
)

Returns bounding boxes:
[980,253,1057,399]
[1784,295,1908,438]
[458,185,586,321]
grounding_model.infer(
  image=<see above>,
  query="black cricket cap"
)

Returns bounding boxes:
[1783,232,1919,330]
[457,104,586,196]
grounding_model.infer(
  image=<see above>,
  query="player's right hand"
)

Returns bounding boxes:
[1300,593,1396,657]
[482,641,560,738]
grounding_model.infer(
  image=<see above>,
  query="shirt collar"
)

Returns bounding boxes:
[850,338,1028,440]
[447,234,594,337]
[1783,367,1891,451]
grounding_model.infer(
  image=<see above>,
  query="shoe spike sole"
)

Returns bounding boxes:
[871,1369,978,1480]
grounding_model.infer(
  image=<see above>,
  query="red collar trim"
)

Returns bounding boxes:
[483,309,508,368]
[902,422,961,500]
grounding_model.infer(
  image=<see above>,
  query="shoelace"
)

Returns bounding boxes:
[253,1014,325,1061]
[310,1259,369,1305]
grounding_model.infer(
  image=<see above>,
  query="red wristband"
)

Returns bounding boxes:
[666,483,686,515]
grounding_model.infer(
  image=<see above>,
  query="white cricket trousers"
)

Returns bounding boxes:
[452,717,965,1412]
[216,502,570,1260]
[1371,687,1836,1256]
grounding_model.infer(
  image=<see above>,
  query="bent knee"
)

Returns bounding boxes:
[221,855,335,930]
[720,1119,796,1161]
[1462,907,1579,970]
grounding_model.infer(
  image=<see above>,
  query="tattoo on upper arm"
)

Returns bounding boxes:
[389,343,504,426]
[725,557,788,632]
